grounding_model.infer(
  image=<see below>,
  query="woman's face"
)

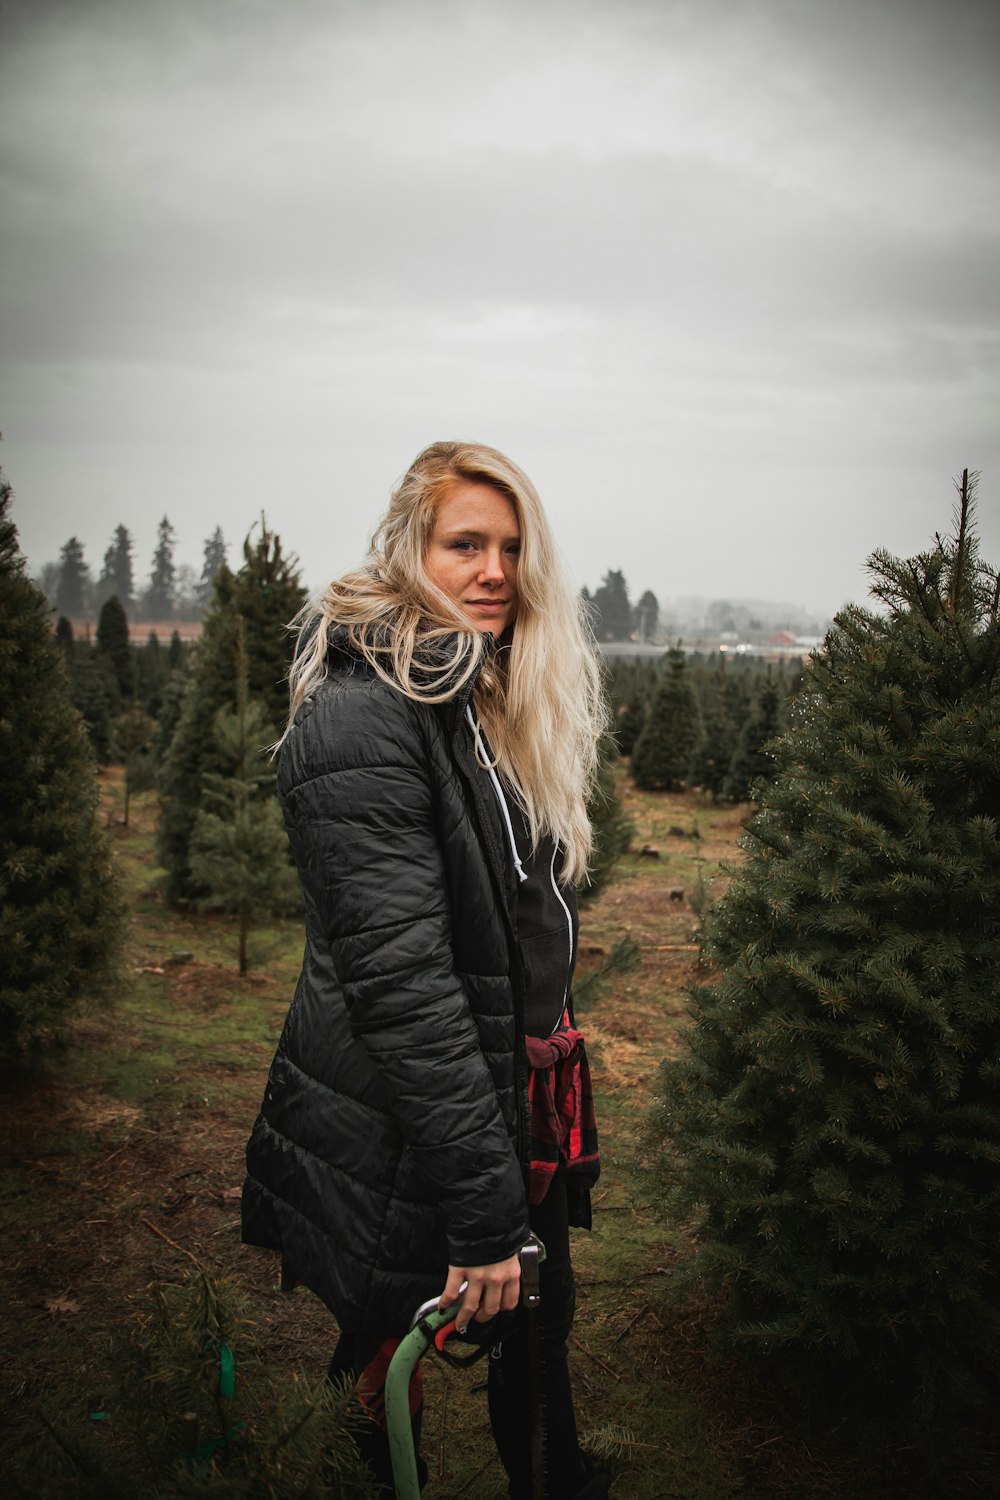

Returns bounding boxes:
[424,481,520,637]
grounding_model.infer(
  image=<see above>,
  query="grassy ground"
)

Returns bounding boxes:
[2,770,988,1497]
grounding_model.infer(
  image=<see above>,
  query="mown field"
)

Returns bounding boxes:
[1,771,974,1498]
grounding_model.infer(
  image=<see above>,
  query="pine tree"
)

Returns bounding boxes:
[142,516,177,621]
[630,648,702,791]
[168,629,185,671]
[651,473,1000,1433]
[189,623,299,973]
[0,471,124,1061]
[55,615,74,663]
[135,631,171,718]
[196,526,228,615]
[114,707,157,826]
[720,671,784,803]
[581,736,634,905]
[96,593,133,700]
[615,689,648,757]
[633,589,660,642]
[158,518,305,902]
[20,1263,379,1497]
[96,523,135,614]
[589,570,633,642]
[69,645,116,761]
[55,536,90,618]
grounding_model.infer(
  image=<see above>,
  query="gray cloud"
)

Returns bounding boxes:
[1,0,997,617]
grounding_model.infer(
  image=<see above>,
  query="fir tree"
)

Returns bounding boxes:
[720,671,784,803]
[19,1264,378,1497]
[55,536,90,618]
[135,631,170,718]
[189,622,299,973]
[96,593,133,700]
[158,518,305,901]
[633,589,660,642]
[114,707,157,826]
[196,525,228,615]
[168,629,185,671]
[651,473,1000,1433]
[96,523,135,614]
[581,736,634,905]
[69,645,116,761]
[55,615,74,663]
[0,471,124,1061]
[589,569,633,642]
[630,648,702,790]
[615,689,648,757]
[142,516,177,621]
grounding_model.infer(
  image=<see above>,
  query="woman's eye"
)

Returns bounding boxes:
[451,540,475,552]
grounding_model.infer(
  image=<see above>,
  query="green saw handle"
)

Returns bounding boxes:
[385,1303,456,1500]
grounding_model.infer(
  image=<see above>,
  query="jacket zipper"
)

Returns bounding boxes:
[450,705,531,1177]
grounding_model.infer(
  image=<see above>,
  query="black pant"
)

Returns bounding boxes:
[488,1170,590,1499]
[329,1170,588,1499]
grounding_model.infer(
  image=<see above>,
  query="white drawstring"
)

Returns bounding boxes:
[465,707,528,884]
[549,843,575,1009]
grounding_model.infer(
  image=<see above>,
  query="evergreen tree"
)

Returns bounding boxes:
[720,671,784,803]
[633,589,660,642]
[590,569,633,642]
[96,523,135,614]
[69,645,116,761]
[142,515,177,620]
[114,707,157,826]
[168,629,185,671]
[135,631,170,718]
[0,471,124,1061]
[55,536,90,618]
[55,615,74,663]
[190,623,299,973]
[581,736,634,905]
[615,689,648,756]
[631,648,702,790]
[96,593,133,700]
[651,474,1000,1433]
[158,517,305,901]
[689,660,730,797]
[196,525,228,616]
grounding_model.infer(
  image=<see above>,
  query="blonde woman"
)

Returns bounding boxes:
[243,442,612,1499]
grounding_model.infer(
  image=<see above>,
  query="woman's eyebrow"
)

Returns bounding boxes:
[438,526,521,543]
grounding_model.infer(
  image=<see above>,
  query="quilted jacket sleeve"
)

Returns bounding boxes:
[279,679,529,1268]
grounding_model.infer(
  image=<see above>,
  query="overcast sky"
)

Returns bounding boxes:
[1,0,997,622]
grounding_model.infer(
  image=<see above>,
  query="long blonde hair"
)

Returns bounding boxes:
[284,441,608,883]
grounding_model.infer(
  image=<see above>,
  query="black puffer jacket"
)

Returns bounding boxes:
[241,632,532,1337]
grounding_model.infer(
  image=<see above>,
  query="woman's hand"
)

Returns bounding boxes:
[438,1255,521,1333]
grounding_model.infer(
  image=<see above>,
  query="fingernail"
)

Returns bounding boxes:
[456,1324,467,1335]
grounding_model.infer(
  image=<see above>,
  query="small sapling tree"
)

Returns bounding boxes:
[188,622,298,973]
[631,647,702,791]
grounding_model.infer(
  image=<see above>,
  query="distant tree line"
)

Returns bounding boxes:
[37,519,229,623]
[607,648,805,804]
[582,568,827,644]
[582,569,662,643]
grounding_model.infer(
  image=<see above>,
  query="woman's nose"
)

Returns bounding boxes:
[478,548,506,584]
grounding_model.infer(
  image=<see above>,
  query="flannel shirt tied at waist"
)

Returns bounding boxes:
[525,1011,600,1206]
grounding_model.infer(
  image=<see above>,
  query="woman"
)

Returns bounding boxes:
[242,441,612,1499]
